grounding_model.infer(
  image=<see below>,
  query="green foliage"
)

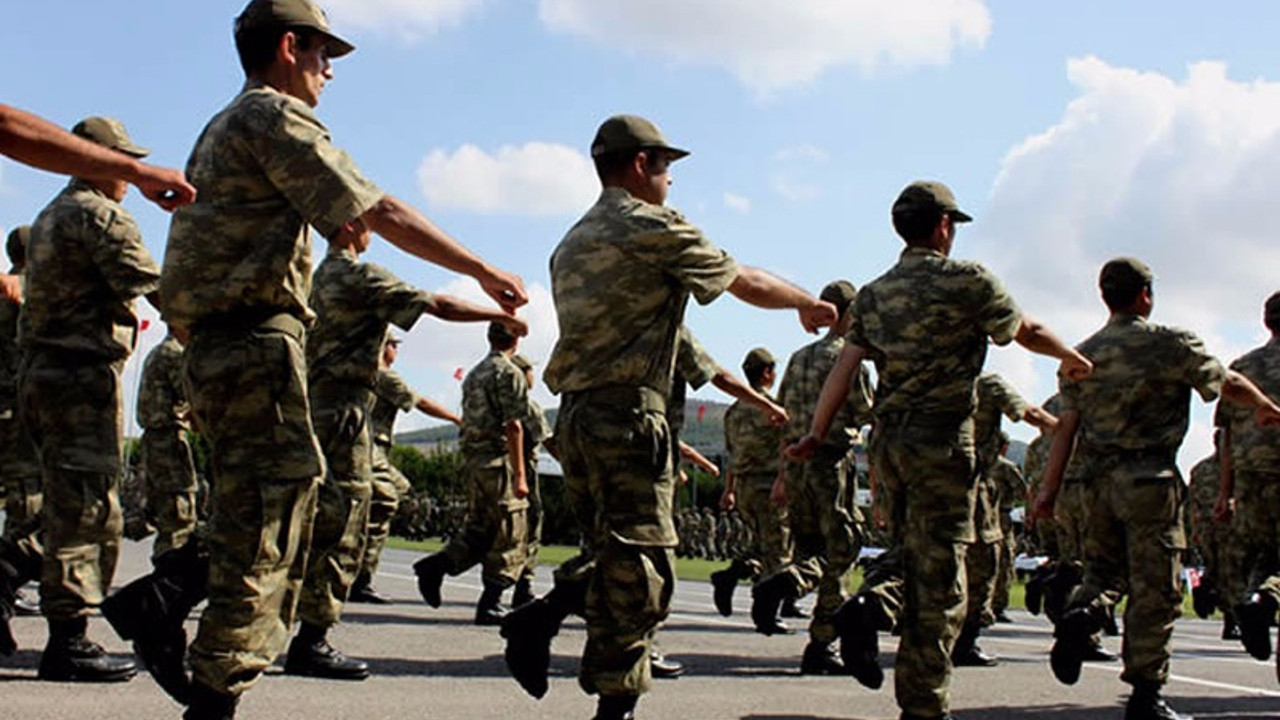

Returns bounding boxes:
[389,444,465,499]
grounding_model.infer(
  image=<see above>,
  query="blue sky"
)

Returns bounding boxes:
[3,1,1278,469]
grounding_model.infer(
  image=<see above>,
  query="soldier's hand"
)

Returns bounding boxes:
[798,300,838,334]
[763,401,789,426]
[132,165,197,211]
[1212,494,1233,523]
[500,314,529,338]
[1028,491,1055,527]
[678,468,689,486]
[514,475,529,499]
[769,477,786,507]
[1058,351,1093,381]
[719,490,736,512]
[785,435,820,462]
[480,268,528,314]
[0,274,20,304]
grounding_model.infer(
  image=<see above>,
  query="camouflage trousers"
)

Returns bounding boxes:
[140,427,200,558]
[0,412,42,540]
[1068,470,1187,687]
[738,472,792,580]
[299,382,375,628]
[556,388,676,698]
[360,443,411,579]
[438,454,528,585]
[19,351,125,622]
[1226,471,1280,607]
[992,521,1017,616]
[1192,511,1234,613]
[860,416,977,719]
[771,446,860,644]
[185,316,321,696]
[964,538,998,628]
[518,463,543,582]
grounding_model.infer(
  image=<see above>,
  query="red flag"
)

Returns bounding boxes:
[140,319,151,331]
[697,404,707,424]
[453,367,464,381]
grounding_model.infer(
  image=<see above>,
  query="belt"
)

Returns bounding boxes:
[192,308,305,342]
[564,384,666,414]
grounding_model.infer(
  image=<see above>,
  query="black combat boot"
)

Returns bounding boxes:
[1024,564,1052,616]
[511,576,535,608]
[1124,681,1192,720]
[475,579,510,626]
[183,681,238,720]
[709,567,738,617]
[835,594,885,689]
[413,553,449,608]
[1236,592,1278,661]
[1191,579,1217,620]
[1050,606,1102,685]
[500,584,575,698]
[749,574,793,636]
[649,646,684,679]
[592,694,638,720]
[1081,636,1118,662]
[800,640,845,675]
[348,571,392,605]
[1221,611,1241,641]
[780,596,809,619]
[101,538,209,704]
[952,621,998,667]
[38,617,138,682]
[283,622,370,680]
[0,557,21,656]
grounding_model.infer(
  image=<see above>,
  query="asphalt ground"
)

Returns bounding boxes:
[3,540,1278,720]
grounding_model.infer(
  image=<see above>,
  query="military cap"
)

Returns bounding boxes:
[892,181,973,223]
[487,321,518,346]
[1265,291,1280,329]
[591,115,689,160]
[71,117,149,158]
[741,347,775,376]
[6,225,30,266]
[1099,257,1154,294]
[235,0,355,58]
[819,280,857,317]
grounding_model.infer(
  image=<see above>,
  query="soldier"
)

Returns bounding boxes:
[953,373,1055,667]
[351,334,462,605]
[713,348,795,621]
[0,227,41,538]
[416,322,531,626]
[510,353,550,609]
[499,114,835,720]
[101,2,526,717]
[1215,291,1280,675]
[1032,259,1280,720]
[293,202,524,679]
[753,280,872,674]
[18,116,162,683]
[137,330,199,558]
[990,442,1030,625]
[1186,443,1237,639]
[790,181,1091,720]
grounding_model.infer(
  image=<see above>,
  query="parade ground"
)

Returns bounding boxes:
[3,540,1277,720]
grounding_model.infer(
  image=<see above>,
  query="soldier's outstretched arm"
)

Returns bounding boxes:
[679,442,719,477]
[1030,409,1080,526]
[727,266,836,333]
[1015,313,1092,380]
[1220,369,1280,425]
[414,396,461,427]
[710,369,788,425]
[360,196,526,313]
[0,104,195,210]
[429,294,528,337]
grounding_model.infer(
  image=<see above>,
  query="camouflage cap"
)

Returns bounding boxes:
[6,225,30,265]
[1265,291,1280,328]
[741,347,775,376]
[235,0,355,58]
[1099,257,1154,294]
[71,117,149,158]
[820,280,857,317]
[487,320,518,346]
[591,115,689,160]
[892,181,973,223]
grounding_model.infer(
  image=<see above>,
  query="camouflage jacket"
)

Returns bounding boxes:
[461,350,528,461]
[136,334,190,431]
[161,81,383,330]
[778,333,873,447]
[1186,454,1220,525]
[724,387,784,478]
[22,180,160,360]
[545,187,739,398]
[848,247,1022,422]
[308,246,436,388]
[974,373,1029,469]
[371,369,418,447]
[1215,337,1280,473]
[1062,313,1225,478]
[991,454,1028,512]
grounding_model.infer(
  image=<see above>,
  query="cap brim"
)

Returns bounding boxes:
[119,144,150,159]
[323,32,355,58]
[951,209,974,223]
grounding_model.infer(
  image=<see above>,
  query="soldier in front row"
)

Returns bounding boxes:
[136,329,200,559]
[1033,259,1280,720]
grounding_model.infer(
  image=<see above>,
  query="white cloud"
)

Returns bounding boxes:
[722,192,751,214]
[321,0,486,38]
[538,0,991,94]
[974,57,1280,468]
[416,142,597,215]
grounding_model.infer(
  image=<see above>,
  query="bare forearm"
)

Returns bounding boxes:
[432,294,511,324]
[1040,412,1080,503]
[0,105,137,178]
[363,196,489,278]
[728,266,813,309]
[415,396,461,426]
[1014,314,1076,361]
[506,420,526,480]
[1222,369,1280,412]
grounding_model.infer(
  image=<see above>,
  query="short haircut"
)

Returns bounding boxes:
[1265,291,1280,333]
[5,229,26,268]
[592,148,666,183]
[892,209,943,245]
[1101,277,1148,312]
[235,24,321,76]
[744,361,773,387]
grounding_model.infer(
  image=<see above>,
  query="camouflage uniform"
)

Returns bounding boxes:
[771,333,872,643]
[851,245,1022,718]
[1216,338,1280,610]
[433,350,530,584]
[1023,432,1059,557]
[544,186,738,698]
[724,387,790,580]
[362,369,418,581]
[514,365,551,589]
[1061,312,1225,688]
[991,455,1028,618]
[161,81,382,696]
[302,246,436,630]
[0,277,41,538]
[137,334,199,557]
[20,178,160,624]
[1186,454,1231,616]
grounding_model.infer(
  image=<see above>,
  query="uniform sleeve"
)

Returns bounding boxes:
[256,100,384,239]
[376,370,419,412]
[363,262,438,331]
[973,265,1022,346]
[845,291,873,351]
[985,374,1029,423]
[83,203,160,301]
[626,210,739,305]
[675,326,719,390]
[1172,328,1226,402]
